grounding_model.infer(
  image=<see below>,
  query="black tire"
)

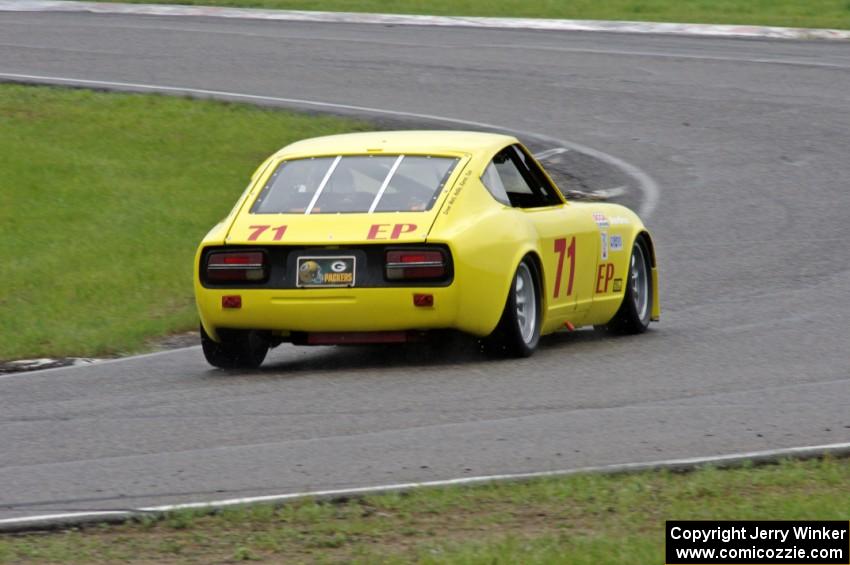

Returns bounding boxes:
[482,257,541,358]
[603,237,653,335]
[200,325,269,369]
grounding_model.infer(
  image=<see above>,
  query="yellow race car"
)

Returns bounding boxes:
[194,131,659,368]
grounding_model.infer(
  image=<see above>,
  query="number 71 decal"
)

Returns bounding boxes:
[553,236,576,298]
[247,225,288,241]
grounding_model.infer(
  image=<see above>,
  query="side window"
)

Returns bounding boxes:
[512,145,563,205]
[480,145,563,209]
[481,161,510,206]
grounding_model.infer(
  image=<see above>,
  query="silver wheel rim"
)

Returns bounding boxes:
[631,243,649,321]
[515,263,537,344]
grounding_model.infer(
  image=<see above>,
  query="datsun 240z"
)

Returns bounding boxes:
[194,131,659,368]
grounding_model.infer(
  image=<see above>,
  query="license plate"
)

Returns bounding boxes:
[296,256,356,288]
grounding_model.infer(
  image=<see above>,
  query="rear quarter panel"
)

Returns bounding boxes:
[427,169,542,336]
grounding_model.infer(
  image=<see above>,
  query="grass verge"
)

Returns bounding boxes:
[0,84,369,361]
[93,0,850,30]
[1,457,848,563]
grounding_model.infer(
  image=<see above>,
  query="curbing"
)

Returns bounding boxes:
[1,442,849,533]
[0,0,848,41]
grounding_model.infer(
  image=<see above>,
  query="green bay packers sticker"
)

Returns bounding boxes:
[297,256,356,287]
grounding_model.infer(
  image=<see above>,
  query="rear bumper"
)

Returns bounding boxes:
[196,285,461,339]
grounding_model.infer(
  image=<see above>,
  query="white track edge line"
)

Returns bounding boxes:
[0,511,129,525]
[136,441,850,511]
[0,72,660,219]
[1,442,848,530]
[2,1,849,41]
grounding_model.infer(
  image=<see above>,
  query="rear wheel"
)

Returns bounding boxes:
[200,325,269,369]
[483,258,541,358]
[603,238,652,335]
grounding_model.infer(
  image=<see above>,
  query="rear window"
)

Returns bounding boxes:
[250,155,459,214]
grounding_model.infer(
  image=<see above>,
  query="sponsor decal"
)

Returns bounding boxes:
[609,216,630,226]
[592,212,609,228]
[297,256,355,287]
[613,278,623,292]
[610,234,623,251]
[600,232,609,260]
[442,169,471,215]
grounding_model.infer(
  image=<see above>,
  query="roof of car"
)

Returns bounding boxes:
[275,130,518,158]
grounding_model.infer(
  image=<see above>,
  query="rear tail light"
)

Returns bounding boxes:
[385,249,446,281]
[206,251,267,283]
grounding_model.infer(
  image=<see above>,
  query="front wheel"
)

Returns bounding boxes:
[200,325,269,369]
[483,258,541,358]
[603,238,652,335]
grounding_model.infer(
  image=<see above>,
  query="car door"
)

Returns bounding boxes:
[481,145,599,326]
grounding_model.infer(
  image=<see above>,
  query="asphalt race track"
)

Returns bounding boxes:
[1,9,849,522]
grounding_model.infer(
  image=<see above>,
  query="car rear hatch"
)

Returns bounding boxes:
[224,152,470,246]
